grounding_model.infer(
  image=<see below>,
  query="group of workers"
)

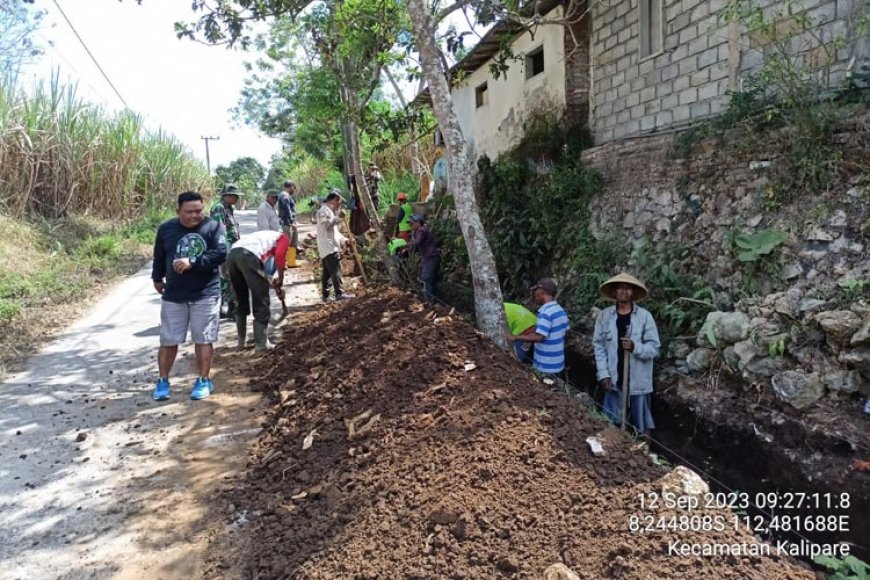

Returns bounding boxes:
[149,180,660,436]
[150,179,362,402]
[503,273,660,435]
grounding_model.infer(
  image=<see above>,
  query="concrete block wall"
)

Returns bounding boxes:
[590,0,870,144]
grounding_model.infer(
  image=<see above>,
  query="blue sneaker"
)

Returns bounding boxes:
[152,378,171,401]
[190,377,214,400]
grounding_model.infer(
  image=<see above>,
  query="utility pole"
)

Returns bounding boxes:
[200,135,220,174]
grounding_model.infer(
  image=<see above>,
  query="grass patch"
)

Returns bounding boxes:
[0,211,159,372]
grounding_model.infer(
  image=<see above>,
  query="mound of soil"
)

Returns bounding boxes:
[204,289,810,579]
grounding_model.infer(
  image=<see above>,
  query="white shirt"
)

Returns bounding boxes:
[232,230,285,261]
[256,201,281,232]
[316,204,345,258]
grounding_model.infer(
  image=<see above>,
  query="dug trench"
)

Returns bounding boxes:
[201,288,816,578]
[563,339,870,565]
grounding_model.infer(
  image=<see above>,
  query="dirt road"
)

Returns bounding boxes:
[0,211,319,579]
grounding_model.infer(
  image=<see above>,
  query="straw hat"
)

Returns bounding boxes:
[599,273,648,301]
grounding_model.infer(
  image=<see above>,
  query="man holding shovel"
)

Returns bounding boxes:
[226,230,291,353]
[316,190,355,303]
[593,273,660,436]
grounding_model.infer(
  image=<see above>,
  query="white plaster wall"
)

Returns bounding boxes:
[453,6,567,161]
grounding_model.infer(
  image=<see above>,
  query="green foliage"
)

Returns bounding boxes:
[836,277,870,303]
[476,112,619,317]
[732,229,788,262]
[768,337,787,359]
[0,298,21,322]
[75,235,123,260]
[728,229,788,295]
[214,157,266,193]
[631,239,717,346]
[814,554,870,580]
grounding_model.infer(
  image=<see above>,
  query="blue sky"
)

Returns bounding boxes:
[21,0,283,170]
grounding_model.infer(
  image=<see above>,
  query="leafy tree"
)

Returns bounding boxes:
[214,156,266,192]
[170,0,587,344]
[0,0,44,75]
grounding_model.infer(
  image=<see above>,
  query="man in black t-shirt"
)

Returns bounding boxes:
[151,191,227,402]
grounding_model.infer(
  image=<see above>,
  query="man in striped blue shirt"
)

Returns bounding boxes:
[504,278,569,376]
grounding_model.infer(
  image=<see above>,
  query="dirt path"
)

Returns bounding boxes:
[0,212,320,579]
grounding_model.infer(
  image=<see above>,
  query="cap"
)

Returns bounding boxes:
[599,273,648,301]
[410,214,425,223]
[265,189,279,197]
[531,278,558,296]
[397,192,407,201]
[220,183,242,196]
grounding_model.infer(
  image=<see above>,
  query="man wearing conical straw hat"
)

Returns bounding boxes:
[593,273,660,435]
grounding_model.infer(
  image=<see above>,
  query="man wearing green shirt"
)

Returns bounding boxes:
[505,302,537,364]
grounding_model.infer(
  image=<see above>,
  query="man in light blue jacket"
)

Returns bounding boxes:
[593,273,660,435]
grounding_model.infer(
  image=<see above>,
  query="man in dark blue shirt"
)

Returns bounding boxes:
[278,180,298,248]
[151,191,227,402]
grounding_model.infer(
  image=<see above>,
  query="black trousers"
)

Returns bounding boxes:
[321,252,344,299]
[227,248,271,324]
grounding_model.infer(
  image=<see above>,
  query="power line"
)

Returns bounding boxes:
[50,0,129,109]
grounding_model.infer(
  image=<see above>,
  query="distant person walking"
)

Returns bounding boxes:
[151,191,227,401]
[278,180,299,248]
[316,190,354,303]
[593,273,660,436]
[257,190,281,232]
[211,183,243,318]
[227,230,290,353]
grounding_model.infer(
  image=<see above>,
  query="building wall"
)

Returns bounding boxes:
[452,6,567,161]
[590,0,869,143]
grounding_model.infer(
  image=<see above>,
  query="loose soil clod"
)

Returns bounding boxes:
[203,288,812,579]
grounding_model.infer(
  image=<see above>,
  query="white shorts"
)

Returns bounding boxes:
[159,296,221,346]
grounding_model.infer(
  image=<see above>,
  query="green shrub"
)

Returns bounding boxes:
[0,298,21,321]
[76,235,123,260]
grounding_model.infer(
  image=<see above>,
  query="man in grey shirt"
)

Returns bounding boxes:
[256,190,281,231]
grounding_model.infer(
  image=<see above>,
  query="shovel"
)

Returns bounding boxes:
[620,327,631,432]
[275,286,289,318]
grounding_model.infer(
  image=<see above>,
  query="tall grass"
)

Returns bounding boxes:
[0,72,211,218]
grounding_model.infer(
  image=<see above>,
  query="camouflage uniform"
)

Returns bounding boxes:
[210,198,241,317]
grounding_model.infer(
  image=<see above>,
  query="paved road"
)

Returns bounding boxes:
[0,211,319,579]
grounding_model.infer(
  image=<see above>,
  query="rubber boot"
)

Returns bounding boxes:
[235,317,247,349]
[286,246,299,268]
[253,321,275,353]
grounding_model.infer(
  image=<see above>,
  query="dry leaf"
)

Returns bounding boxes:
[302,429,317,450]
[291,491,308,500]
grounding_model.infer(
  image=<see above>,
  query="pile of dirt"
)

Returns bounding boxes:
[203,289,811,579]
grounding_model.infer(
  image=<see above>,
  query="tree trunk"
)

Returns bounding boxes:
[405,0,508,347]
[338,65,396,280]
